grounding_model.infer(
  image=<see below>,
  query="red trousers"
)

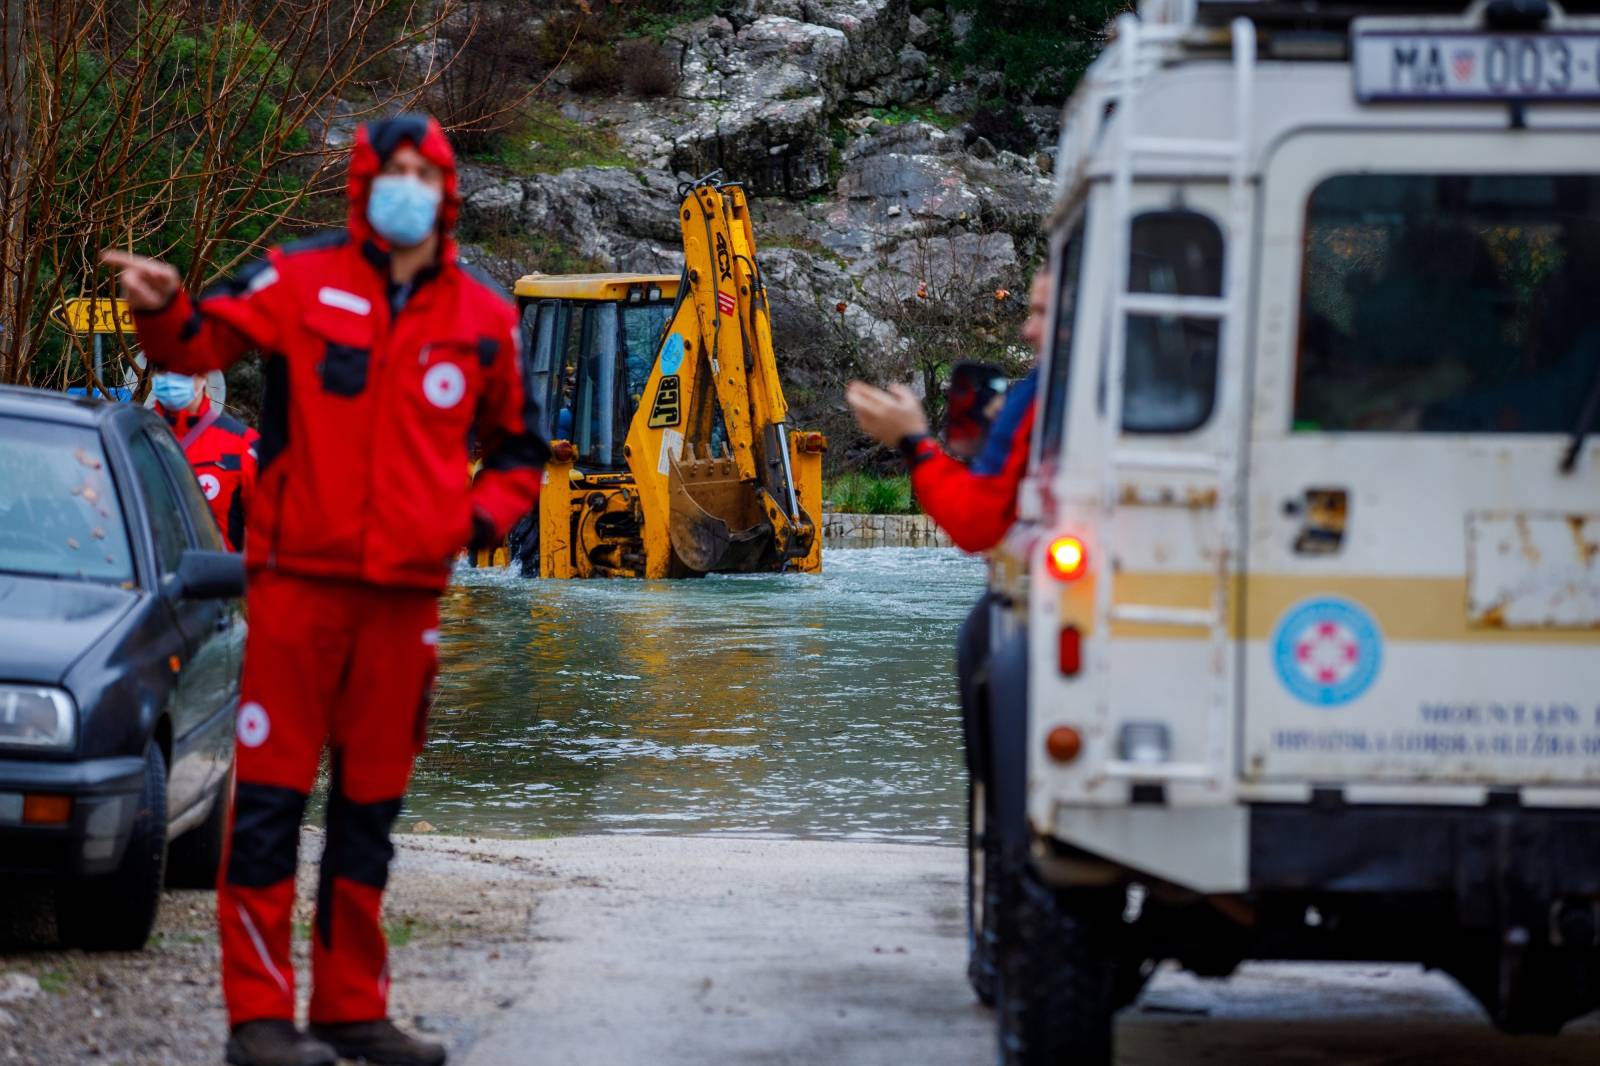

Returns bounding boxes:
[218,571,439,1026]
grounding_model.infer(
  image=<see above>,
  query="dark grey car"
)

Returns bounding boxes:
[0,384,243,949]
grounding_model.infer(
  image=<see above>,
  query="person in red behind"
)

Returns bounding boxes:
[103,114,546,1066]
[150,371,258,551]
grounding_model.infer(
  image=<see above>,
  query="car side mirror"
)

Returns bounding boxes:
[163,549,246,601]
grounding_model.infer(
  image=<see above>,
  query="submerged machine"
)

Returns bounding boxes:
[508,178,824,579]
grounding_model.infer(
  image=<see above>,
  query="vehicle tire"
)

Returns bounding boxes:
[166,762,233,889]
[56,743,168,951]
[966,776,1000,1007]
[995,850,1117,1066]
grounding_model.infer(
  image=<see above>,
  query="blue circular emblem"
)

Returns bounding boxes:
[1271,597,1383,707]
[659,332,685,376]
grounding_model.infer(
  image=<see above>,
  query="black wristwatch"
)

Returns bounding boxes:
[898,432,933,467]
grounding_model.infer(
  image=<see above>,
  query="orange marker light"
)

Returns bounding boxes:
[1045,536,1088,581]
[23,793,72,825]
[1045,726,1083,763]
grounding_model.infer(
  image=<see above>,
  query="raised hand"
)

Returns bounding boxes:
[99,249,182,312]
[845,380,930,449]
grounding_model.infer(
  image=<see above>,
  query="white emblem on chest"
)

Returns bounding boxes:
[237,702,271,748]
[198,473,221,500]
[422,362,466,409]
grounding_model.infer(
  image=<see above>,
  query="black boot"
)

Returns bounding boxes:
[308,1019,447,1066]
[225,1020,338,1066]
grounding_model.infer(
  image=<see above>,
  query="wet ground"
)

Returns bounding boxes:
[8,548,1600,1062]
[410,548,984,842]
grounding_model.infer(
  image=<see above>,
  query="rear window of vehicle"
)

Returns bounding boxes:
[1123,210,1224,434]
[0,416,134,583]
[1296,173,1600,433]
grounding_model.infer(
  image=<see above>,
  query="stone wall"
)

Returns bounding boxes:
[823,510,952,549]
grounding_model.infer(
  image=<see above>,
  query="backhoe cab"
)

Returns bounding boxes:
[512,179,824,579]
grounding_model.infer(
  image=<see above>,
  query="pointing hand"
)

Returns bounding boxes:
[99,250,181,312]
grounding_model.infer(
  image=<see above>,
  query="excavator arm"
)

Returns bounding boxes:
[623,177,820,577]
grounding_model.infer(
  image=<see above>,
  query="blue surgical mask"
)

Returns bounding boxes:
[367,175,442,249]
[152,373,196,410]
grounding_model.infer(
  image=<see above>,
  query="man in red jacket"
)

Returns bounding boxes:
[104,114,545,1066]
[845,268,1052,550]
[150,371,259,551]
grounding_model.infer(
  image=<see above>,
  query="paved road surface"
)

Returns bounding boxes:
[442,835,1600,1065]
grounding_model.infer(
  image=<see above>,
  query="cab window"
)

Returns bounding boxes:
[1122,210,1224,434]
[1038,220,1086,462]
[1296,174,1600,433]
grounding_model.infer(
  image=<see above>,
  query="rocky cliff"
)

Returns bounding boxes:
[454,1,1062,456]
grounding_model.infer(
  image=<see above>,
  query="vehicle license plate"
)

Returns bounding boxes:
[1353,29,1600,101]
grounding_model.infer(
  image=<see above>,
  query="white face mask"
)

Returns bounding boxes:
[152,372,196,410]
[367,175,442,248]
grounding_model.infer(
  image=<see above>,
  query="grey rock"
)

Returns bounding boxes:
[898,45,929,79]
[906,12,937,50]
[0,974,40,1004]
[969,135,996,160]
[516,166,687,274]
[949,10,974,43]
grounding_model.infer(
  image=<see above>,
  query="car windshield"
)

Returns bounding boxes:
[0,415,135,583]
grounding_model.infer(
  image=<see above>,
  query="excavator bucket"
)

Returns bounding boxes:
[667,443,776,573]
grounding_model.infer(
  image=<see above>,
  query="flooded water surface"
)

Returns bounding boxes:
[406,548,983,843]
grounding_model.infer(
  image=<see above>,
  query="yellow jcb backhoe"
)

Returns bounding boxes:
[505,176,825,579]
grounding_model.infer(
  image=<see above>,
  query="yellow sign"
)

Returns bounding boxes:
[54,297,135,335]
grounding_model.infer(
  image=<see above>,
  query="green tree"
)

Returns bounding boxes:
[0,0,459,391]
[949,0,1126,102]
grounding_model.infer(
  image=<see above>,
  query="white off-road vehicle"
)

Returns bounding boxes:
[969,0,1600,1060]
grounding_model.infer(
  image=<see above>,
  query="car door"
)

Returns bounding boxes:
[1242,131,1600,789]
[124,427,235,817]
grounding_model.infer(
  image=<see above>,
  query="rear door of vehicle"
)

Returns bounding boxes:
[1243,129,1600,789]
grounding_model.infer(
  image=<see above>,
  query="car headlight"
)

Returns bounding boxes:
[0,686,77,751]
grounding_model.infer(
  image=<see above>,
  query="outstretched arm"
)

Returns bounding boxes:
[845,380,1030,554]
[102,249,287,374]
[469,317,550,547]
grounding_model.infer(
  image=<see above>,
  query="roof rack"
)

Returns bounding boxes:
[1170,0,1600,30]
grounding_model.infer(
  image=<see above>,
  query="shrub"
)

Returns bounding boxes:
[567,42,624,92]
[620,39,680,96]
[825,473,918,515]
[430,7,544,157]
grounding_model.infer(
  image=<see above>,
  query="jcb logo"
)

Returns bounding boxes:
[715,232,732,281]
[648,375,682,428]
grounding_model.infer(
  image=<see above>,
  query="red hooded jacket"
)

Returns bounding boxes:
[156,393,259,551]
[132,115,546,590]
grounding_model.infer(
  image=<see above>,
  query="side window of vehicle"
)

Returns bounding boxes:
[1037,219,1087,463]
[147,427,225,551]
[1123,211,1224,434]
[124,430,188,575]
[522,300,562,440]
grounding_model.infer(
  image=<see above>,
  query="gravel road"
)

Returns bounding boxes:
[4,833,1599,1065]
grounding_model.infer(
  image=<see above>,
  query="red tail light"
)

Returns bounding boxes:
[804,432,827,453]
[551,441,576,463]
[1058,624,1082,676]
[1045,536,1088,581]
